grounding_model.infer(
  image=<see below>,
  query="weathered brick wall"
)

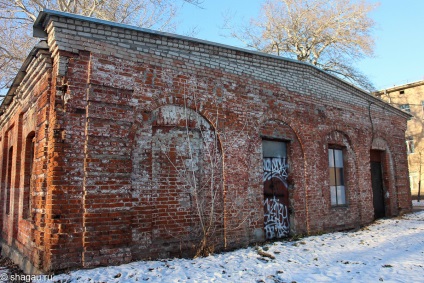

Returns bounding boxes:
[43,51,89,271]
[0,48,52,273]
[46,11,410,266]
[0,11,412,273]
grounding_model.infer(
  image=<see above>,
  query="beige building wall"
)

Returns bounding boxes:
[375,81,424,198]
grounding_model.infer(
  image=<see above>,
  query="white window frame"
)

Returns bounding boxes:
[328,148,346,206]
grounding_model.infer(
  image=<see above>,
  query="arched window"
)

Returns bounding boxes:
[325,130,356,207]
[328,147,346,206]
[23,132,35,219]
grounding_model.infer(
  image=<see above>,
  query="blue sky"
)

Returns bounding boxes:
[177,0,424,90]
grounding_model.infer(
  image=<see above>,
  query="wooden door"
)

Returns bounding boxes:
[371,161,385,219]
[370,150,386,219]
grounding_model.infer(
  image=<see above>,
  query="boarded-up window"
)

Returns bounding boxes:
[6,147,13,215]
[23,132,35,219]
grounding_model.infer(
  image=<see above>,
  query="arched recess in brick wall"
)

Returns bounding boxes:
[324,130,359,196]
[371,137,397,217]
[324,130,361,224]
[259,119,307,236]
[131,104,224,257]
[22,131,35,220]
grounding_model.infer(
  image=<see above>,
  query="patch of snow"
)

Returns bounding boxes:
[36,211,424,283]
[413,200,424,207]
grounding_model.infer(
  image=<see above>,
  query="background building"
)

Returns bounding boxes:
[374,81,424,199]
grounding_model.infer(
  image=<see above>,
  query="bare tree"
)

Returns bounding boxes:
[0,0,202,96]
[226,0,378,91]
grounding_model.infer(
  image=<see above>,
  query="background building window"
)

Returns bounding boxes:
[406,137,415,154]
[399,104,411,113]
[328,148,346,206]
[421,101,424,119]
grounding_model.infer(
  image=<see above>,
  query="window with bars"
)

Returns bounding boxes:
[328,148,346,206]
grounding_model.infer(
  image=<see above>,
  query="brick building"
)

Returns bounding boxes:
[374,81,424,198]
[0,10,412,274]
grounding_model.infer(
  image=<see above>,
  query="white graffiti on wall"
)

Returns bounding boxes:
[263,158,288,183]
[263,157,290,239]
[264,196,290,239]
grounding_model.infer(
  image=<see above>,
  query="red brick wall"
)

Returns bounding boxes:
[0,48,52,273]
[0,12,412,273]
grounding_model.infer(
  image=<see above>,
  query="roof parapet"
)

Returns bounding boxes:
[2,9,412,121]
[0,40,49,116]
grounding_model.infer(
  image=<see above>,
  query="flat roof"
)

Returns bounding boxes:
[375,80,424,95]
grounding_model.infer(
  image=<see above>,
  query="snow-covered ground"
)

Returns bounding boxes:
[413,199,424,208]
[35,209,424,283]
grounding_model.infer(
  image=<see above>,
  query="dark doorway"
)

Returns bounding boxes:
[370,150,386,219]
[262,140,290,239]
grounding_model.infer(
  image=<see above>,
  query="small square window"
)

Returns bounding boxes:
[399,90,405,94]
